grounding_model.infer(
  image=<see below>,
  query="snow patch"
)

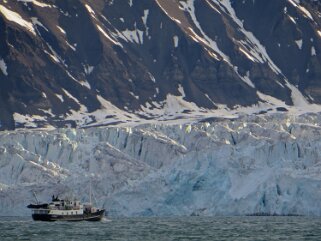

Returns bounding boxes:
[85,4,95,16]
[55,94,64,102]
[288,15,297,24]
[79,79,91,90]
[65,41,76,51]
[119,29,144,44]
[0,59,8,76]
[287,0,314,21]
[295,39,303,49]
[44,43,61,63]
[31,17,48,31]
[178,84,186,98]
[62,89,81,106]
[84,65,94,75]
[96,24,122,47]
[0,5,36,35]
[13,113,46,128]
[173,36,179,48]
[142,9,149,36]
[215,0,283,76]
[142,9,149,26]
[148,72,156,83]
[180,0,230,63]
[17,0,53,8]
[155,0,182,25]
[130,92,139,100]
[57,26,66,35]
[243,71,255,88]
[311,46,316,56]
[239,47,257,62]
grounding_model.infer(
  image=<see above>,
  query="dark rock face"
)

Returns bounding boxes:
[0,0,320,129]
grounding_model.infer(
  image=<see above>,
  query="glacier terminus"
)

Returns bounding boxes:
[1,113,321,217]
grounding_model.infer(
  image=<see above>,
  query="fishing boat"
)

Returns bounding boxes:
[27,192,105,221]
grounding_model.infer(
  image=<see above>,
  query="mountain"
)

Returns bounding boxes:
[0,0,320,130]
[1,0,321,217]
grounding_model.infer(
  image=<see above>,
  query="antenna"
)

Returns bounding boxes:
[89,178,92,205]
[33,191,39,204]
[92,190,98,207]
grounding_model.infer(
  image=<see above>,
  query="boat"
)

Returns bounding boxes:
[27,193,105,221]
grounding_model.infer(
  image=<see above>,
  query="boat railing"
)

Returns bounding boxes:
[48,205,82,210]
[32,209,50,214]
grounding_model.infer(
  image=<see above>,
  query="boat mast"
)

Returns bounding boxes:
[33,191,39,204]
[89,178,92,205]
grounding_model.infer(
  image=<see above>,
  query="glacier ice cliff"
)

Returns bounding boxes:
[1,113,321,216]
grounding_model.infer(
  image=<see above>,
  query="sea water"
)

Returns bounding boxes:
[1,216,321,240]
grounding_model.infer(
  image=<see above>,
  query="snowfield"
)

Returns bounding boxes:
[1,113,321,216]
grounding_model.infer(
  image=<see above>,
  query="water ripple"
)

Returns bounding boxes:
[0,216,321,241]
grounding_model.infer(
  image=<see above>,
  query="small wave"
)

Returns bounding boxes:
[101,217,112,223]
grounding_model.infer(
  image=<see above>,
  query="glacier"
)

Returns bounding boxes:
[1,113,321,216]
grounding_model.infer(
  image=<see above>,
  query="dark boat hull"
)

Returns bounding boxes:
[32,209,105,222]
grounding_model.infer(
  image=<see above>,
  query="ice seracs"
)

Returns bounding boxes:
[2,113,321,216]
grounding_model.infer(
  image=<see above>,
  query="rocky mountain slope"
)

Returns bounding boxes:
[0,0,321,130]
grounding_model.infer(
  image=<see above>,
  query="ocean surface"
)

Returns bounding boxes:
[1,216,321,240]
